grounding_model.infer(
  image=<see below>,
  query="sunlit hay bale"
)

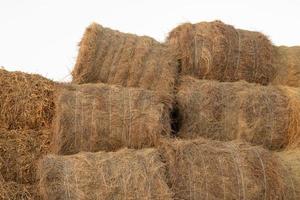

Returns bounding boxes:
[176,76,300,150]
[0,69,56,129]
[272,46,300,87]
[160,138,297,200]
[0,128,51,184]
[167,20,275,85]
[51,83,172,155]
[72,23,177,97]
[38,148,173,200]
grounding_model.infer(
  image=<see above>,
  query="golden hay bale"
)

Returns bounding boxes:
[51,83,172,155]
[160,138,297,200]
[0,179,35,200]
[0,128,51,184]
[176,76,300,150]
[277,149,300,199]
[38,148,173,200]
[272,46,300,87]
[0,69,56,129]
[72,23,177,96]
[167,20,276,85]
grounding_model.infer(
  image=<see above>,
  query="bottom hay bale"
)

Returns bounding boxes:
[160,139,298,200]
[38,148,173,200]
[277,149,300,199]
[176,76,300,150]
[0,128,51,184]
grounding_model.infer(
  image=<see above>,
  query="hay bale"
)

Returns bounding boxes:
[277,149,300,199]
[0,179,35,200]
[38,148,173,200]
[160,138,296,200]
[167,20,275,85]
[176,76,300,150]
[72,23,177,96]
[0,128,51,184]
[52,83,171,155]
[0,69,56,129]
[272,46,300,87]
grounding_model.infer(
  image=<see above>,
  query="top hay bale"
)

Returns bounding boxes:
[160,138,298,200]
[52,83,171,155]
[72,23,177,96]
[167,20,276,85]
[38,148,173,200]
[272,46,300,87]
[176,76,300,150]
[0,69,56,130]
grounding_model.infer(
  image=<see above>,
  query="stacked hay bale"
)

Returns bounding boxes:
[72,23,178,97]
[167,20,276,85]
[38,148,173,200]
[0,69,56,199]
[0,69,56,129]
[0,179,34,200]
[52,83,171,155]
[0,129,51,184]
[159,138,299,200]
[272,46,300,87]
[277,149,300,197]
[175,76,300,150]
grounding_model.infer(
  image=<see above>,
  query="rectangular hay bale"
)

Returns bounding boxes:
[176,76,300,150]
[72,23,177,96]
[52,83,171,155]
[38,148,173,200]
[160,138,297,200]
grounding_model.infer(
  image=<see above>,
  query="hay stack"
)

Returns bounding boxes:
[167,20,275,85]
[0,69,56,129]
[52,83,171,155]
[72,23,177,96]
[176,76,300,150]
[0,128,51,184]
[160,138,297,200]
[277,149,300,199]
[272,46,300,87]
[38,148,173,200]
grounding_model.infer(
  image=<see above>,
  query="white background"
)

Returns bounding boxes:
[0,0,299,82]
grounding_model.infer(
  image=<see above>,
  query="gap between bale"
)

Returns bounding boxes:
[38,148,173,200]
[159,138,298,200]
[51,83,172,155]
[72,23,178,97]
[167,20,276,85]
[176,76,300,150]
